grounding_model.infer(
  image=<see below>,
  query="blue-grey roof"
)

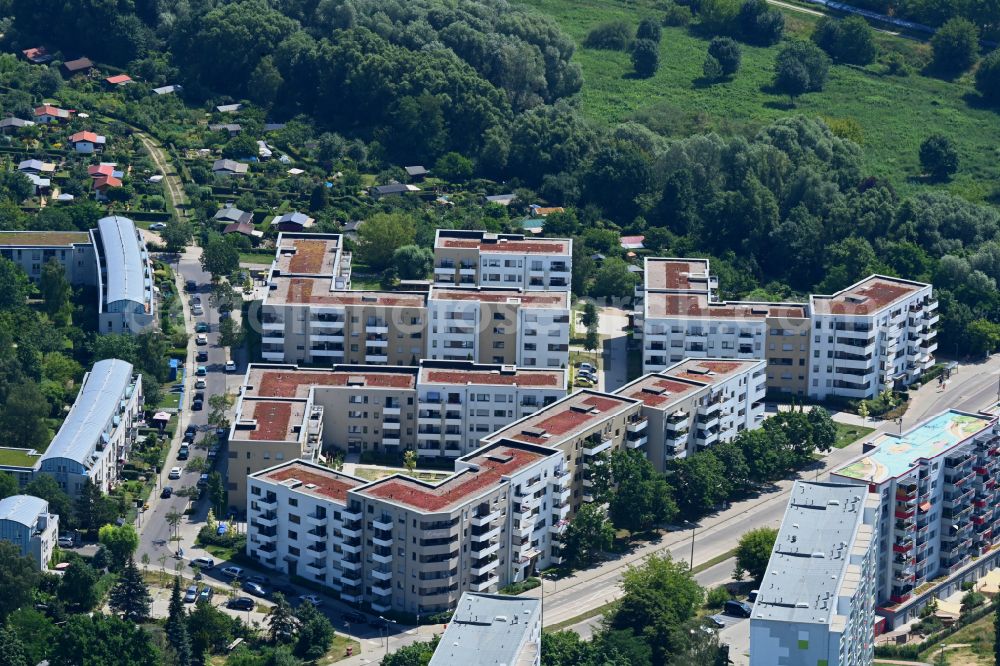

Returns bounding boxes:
[0,495,48,527]
[39,359,134,468]
[97,216,148,308]
[428,593,540,666]
[277,212,310,225]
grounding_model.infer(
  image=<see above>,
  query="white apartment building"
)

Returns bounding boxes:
[0,231,98,284]
[416,360,567,458]
[433,230,572,291]
[91,216,156,334]
[616,359,766,470]
[0,495,58,570]
[429,593,541,666]
[750,482,879,666]
[427,287,570,369]
[248,439,568,615]
[831,410,1000,629]
[36,359,142,497]
[638,258,937,400]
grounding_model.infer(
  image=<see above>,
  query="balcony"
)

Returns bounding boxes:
[254,497,278,512]
[341,523,362,539]
[366,325,389,334]
[627,435,648,449]
[372,550,392,564]
[383,405,401,417]
[304,561,326,577]
[307,513,327,528]
[255,513,278,528]
[470,575,497,592]
[627,418,648,434]
[371,600,391,613]
[373,535,393,548]
[371,567,393,581]
[472,525,501,544]
[254,530,277,544]
[583,438,613,457]
[472,509,501,527]
[471,557,499,576]
[340,558,362,571]
[372,584,392,597]
[341,539,363,554]
[472,540,500,558]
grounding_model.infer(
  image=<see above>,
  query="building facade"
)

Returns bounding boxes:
[426,287,570,369]
[750,481,879,666]
[36,359,143,497]
[0,231,98,285]
[0,495,58,570]
[831,410,1000,628]
[91,216,156,334]
[637,258,937,400]
[616,359,766,470]
[433,230,571,291]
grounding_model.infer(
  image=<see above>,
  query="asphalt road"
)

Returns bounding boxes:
[137,248,230,567]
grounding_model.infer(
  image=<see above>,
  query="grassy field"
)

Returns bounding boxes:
[833,422,874,448]
[918,610,996,665]
[516,0,1000,204]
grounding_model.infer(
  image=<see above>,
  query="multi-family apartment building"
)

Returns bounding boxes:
[750,481,879,666]
[267,232,352,288]
[416,361,566,458]
[484,390,645,508]
[426,287,571,369]
[248,438,568,614]
[0,216,156,334]
[428,592,541,666]
[34,359,143,497]
[831,409,1000,629]
[433,230,572,291]
[230,361,567,511]
[0,495,59,570]
[637,258,937,400]
[616,359,766,470]
[0,231,98,284]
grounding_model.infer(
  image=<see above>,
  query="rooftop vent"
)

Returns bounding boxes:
[346,375,366,387]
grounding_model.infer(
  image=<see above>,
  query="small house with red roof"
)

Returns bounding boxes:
[104,74,132,88]
[33,105,72,124]
[22,47,52,64]
[68,131,106,153]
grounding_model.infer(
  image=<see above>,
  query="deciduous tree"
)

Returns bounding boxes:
[735,527,778,582]
[562,503,614,569]
[355,213,416,271]
[930,17,979,75]
[919,134,959,181]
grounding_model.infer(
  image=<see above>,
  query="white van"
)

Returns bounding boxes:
[225,360,236,372]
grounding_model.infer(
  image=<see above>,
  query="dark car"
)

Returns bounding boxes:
[160,486,173,499]
[196,351,208,362]
[723,600,753,618]
[177,446,189,460]
[341,610,366,624]
[228,596,254,611]
[242,581,268,597]
[273,582,297,596]
[185,280,197,292]
[192,399,203,411]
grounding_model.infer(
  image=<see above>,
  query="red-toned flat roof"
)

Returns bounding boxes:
[262,462,362,503]
[645,258,711,292]
[811,276,925,315]
[249,367,416,398]
[420,368,563,387]
[105,74,132,84]
[429,288,568,309]
[492,392,636,444]
[620,376,701,407]
[668,359,755,383]
[288,239,333,274]
[647,293,806,319]
[438,238,570,255]
[244,401,296,441]
[358,444,546,512]
[272,279,425,307]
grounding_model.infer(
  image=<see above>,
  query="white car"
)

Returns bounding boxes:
[192,305,204,316]
[225,360,236,372]
[149,222,167,231]
[195,378,206,389]
[298,594,322,607]
[221,566,243,579]
[195,334,208,345]
[168,466,181,480]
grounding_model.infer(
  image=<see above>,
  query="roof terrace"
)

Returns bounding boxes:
[267,278,426,308]
[428,287,569,309]
[233,400,306,442]
[257,460,364,503]
[811,275,930,316]
[243,364,417,400]
[646,292,807,320]
[271,234,344,277]
[487,391,639,445]
[644,258,713,292]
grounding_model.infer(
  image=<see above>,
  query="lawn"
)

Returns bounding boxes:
[318,635,363,664]
[918,610,996,665]
[352,466,450,482]
[238,252,274,267]
[833,422,875,449]
[516,0,1000,204]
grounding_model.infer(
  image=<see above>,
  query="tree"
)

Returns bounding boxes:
[188,600,237,659]
[0,257,29,309]
[919,134,959,181]
[837,17,877,64]
[59,560,100,611]
[391,245,434,280]
[631,39,660,78]
[39,258,71,321]
[161,220,194,253]
[735,527,778,582]
[403,449,417,476]
[109,557,151,622]
[699,0,741,35]
[0,541,42,620]
[294,600,334,660]
[738,0,784,45]
[222,134,258,160]
[668,452,729,518]
[268,593,298,644]
[930,17,979,75]
[584,21,632,50]
[590,257,639,299]
[584,325,600,352]
[208,471,226,516]
[561,503,614,568]
[355,213,416,271]
[611,553,703,634]
[708,37,742,77]
[807,407,837,452]
[580,302,599,328]
[50,613,158,666]
[98,524,139,569]
[382,638,439,666]
[0,627,29,666]
[200,234,240,280]
[994,600,1000,666]
[7,608,58,666]
[637,18,662,43]
[976,49,1000,104]
[607,449,678,536]
[75,478,119,533]
[774,41,828,100]
[218,317,244,348]
[0,473,18,500]
[433,152,473,182]
[166,577,193,666]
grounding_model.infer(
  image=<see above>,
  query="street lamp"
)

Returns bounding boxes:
[689,521,697,571]
[380,616,397,658]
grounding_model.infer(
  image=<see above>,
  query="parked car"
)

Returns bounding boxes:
[273,582,297,596]
[185,424,198,438]
[705,615,726,629]
[177,445,189,460]
[195,322,209,333]
[192,398,203,411]
[196,351,208,362]
[168,467,181,480]
[58,534,76,548]
[195,378,206,389]
[196,366,207,376]
[190,296,202,306]
[221,566,243,579]
[748,590,759,603]
[228,597,254,611]
[723,600,753,618]
[198,473,209,487]
[225,360,236,372]
[341,610,366,624]
[368,616,389,628]
[248,574,269,586]
[184,585,199,603]
[191,556,215,569]
[185,280,197,292]
[149,222,167,231]
[577,362,597,372]
[195,334,208,346]
[192,305,203,316]
[578,370,598,380]
[243,581,268,597]
[160,486,173,498]
[298,594,322,607]
[574,377,595,388]
[198,586,214,602]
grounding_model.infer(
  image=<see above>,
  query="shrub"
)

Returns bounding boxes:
[884,52,911,76]
[703,54,723,79]
[705,586,732,608]
[585,21,632,50]
[930,17,979,75]
[708,36,742,76]
[919,134,959,181]
[631,39,661,78]
[774,40,830,99]
[738,0,784,45]
[637,17,663,43]
[975,49,1000,104]
[813,16,877,65]
[663,2,693,26]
